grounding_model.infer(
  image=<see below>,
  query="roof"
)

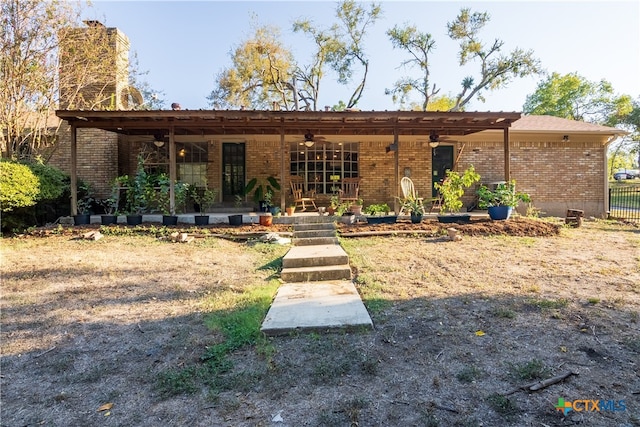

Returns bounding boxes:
[55,110,522,138]
[511,115,627,136]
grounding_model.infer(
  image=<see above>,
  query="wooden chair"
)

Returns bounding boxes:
[290,176,317,211]
[398,177,424,215]
[338,178,361,204]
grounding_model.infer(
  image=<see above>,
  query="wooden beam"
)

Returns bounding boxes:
[280,122,285,211]
[169,127,176,214]
[504,126,511,181]
[70,124,78,215]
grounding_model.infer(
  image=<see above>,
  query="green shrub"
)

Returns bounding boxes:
[26,160,68,201]
[0,160,39,212]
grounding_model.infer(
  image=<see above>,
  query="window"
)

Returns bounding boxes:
[177,142,208,187]
[290,142,358,194]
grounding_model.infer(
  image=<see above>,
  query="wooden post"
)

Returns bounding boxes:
[280,122,285,211]
[393,126,399,213]
[504,126,511,181]
[70,123,78,215]
[169,127,176,214]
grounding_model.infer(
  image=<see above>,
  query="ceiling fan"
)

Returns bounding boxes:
[300,130,328,147]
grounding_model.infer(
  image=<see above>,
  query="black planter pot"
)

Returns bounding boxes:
[410,213,423,223]
[162,215,178,226]
[126,214,143,226]
[228,214,243,226]
[366,215,397,225]
[437,214,471,224]
[101,215,118,225]
[194,215,209,226]
[259,201,269,212]
[73,214,91,225]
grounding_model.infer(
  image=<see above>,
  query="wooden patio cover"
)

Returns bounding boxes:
[56,109,522,214]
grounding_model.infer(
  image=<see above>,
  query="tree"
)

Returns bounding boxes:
[386,8,541,111]
[446,8,542,111]
[209,0,381,111]
[208,23,296,110]
[523,72,633,123]
[523,72,637,173]
[1,0,160,159]
[385,25,438,111]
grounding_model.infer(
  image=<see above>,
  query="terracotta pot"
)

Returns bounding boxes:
[259,214,272,226]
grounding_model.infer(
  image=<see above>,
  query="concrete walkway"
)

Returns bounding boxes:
[261,220,373,336]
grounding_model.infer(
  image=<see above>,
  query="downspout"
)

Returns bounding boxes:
[70,123,78,215]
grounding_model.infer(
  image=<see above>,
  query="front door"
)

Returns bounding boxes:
[222,143,245,202]
[431,145,454,197]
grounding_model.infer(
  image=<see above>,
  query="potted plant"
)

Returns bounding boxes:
[364,203,396,224]
[73,181,94,225]
[327,195,340,216]
[350,198,364,215]
[191,185,218,226]
[99,180,120,225]
[433,165,480,223]
[285,203,296,216]
[245,176,280,212]
[400,195,425,223]
[259,211,273,226]
[477,180,531,220]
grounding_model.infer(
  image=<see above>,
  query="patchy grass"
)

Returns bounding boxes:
[2,219,639,426]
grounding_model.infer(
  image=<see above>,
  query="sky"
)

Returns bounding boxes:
[87,0,640,112]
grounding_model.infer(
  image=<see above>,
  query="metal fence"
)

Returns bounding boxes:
[609,186,640,222]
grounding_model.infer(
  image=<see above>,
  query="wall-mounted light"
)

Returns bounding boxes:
[562,135,570,142]
[179,148,186,157]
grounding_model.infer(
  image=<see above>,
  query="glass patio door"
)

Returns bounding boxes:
[431,145,454,197]
[222,143,245,202]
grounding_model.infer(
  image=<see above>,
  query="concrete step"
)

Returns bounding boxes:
[293,222,336,232]
[282,245,349,268]
[281,264,352,282]
[261,281,373,336]
[293,229,336,239]
[294,237,340,246]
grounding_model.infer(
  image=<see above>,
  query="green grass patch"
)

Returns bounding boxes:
[492,307,516,319]
[487,393,518,416]
[508,359,550,381]
[156,274,280,397]
[354,273,392,314]
[456,365,483,383]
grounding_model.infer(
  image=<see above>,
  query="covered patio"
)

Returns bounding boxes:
[56,109,521,215]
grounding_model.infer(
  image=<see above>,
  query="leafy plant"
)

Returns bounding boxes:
[434,165,480,214]
[0,161,39,212]
[246,176,280,206]
[191,185,218,213]
[477,180,530,208]
[400,194,425,215]
[75,181,94,215]
[364,203,391,216]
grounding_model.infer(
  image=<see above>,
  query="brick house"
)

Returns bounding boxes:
[51,110,625,218]
[48,21,626,219]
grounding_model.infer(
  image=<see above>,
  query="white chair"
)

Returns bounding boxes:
[399,177,424,215]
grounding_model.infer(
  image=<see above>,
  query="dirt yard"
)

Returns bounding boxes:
[1,217,639,426]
